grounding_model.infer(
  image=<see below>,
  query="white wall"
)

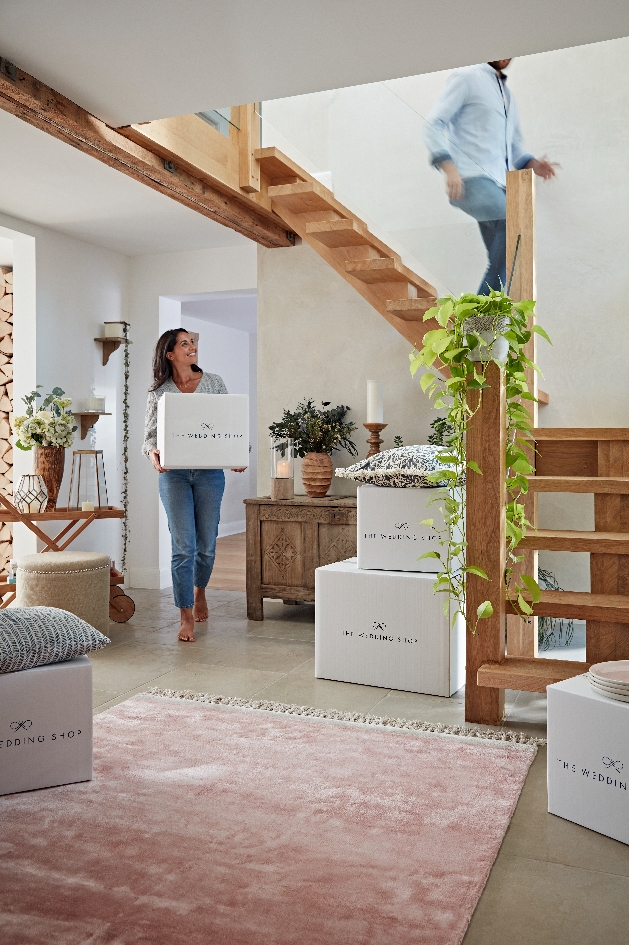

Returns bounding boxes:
[257,240,434,497]
[0,212,128,564]
[127,244,257,589]
[261,37,629,592]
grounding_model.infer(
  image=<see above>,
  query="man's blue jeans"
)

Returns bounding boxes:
[159,468,225,609]
[450,176,506,295]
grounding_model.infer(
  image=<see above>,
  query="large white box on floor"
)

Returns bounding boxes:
[547,674,629,845]
[157,392,249,469]
[357,484,445,572]
[0,656,93,796]
[315,559,465,696]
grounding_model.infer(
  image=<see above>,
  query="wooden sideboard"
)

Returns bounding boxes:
[244,495,357,620]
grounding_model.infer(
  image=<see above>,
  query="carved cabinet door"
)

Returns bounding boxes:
[318,523,357,567]
[261,521,304,587]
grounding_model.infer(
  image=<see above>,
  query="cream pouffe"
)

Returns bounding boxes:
[16,552,110,634]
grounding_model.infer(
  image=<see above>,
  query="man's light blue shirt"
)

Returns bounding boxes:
[423,63,534,188]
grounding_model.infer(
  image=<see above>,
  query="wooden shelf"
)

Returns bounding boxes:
[94,336,132,366]
[519,529,629,554]
[505,589,629,622]
[75,411,112,439]
[527,476,629,494]
[477,657,590,693]
[0,506,124,523]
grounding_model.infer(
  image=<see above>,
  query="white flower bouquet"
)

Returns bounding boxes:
[14,386,78,449]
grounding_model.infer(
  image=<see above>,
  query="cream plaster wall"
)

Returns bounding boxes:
[257,240,434,498]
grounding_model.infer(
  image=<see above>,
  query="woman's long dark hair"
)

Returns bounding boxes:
[150,328,202,391]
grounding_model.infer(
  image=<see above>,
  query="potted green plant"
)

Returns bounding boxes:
[13,386,78,509]
[410,289,551,631]
[269,399,358,497]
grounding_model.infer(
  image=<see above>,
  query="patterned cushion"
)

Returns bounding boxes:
[0,607,110,674]
[335,445,453,488]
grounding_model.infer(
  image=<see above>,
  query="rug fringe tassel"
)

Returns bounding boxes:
[144,688,545,747]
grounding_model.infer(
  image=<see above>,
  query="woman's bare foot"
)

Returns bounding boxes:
[178,607,195,642]
[193,586,209,623]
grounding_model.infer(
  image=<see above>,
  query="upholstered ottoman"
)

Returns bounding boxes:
[16,552,110,635]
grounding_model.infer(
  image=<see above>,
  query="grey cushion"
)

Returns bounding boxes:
[0,607,110,674]
[335,445,454,488]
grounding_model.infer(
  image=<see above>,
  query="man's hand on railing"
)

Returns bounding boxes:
[526,155,560,181]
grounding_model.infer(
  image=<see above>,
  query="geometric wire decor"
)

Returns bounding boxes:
[14,474,48,513]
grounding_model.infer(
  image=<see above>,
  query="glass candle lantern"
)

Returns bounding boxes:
[270,437,294,500]
[67,450,109,509]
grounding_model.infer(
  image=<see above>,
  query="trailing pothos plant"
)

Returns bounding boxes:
[409,289,551,633]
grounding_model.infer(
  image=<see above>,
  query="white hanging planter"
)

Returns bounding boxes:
[463,315,510,363]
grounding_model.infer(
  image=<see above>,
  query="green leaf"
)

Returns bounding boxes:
[476,600,494,619]
[420,371,436,392]
[15,440,32,451]
[531,324,552,344]
[517,594,533,615]
[418,551,441,560]
[521,574,541,603]
[466,566,489,579]
[420,518,434,527]
[422,306,439,322]
[466,460,483,475]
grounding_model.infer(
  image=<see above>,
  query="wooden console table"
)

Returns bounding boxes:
[244,495,357,620]
[0,494,125,609]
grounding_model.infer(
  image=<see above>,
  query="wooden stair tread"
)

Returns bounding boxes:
[477,656,590,693]
[254,147,308,183]
[267,181,338,213]
[506,589,629,622]
[527,476,629,494]
[345,258,433,295]
[519,529,629,554]
[386,298,438,321]
[306,219,372,248]
[533,428,629,441]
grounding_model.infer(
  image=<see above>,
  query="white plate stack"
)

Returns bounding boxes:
[588,660,629,703]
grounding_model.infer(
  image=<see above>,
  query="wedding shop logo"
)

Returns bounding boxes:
[1,719,83,749]
[394,522,409,530]
[362,530,437,542]
[342,621,419,645]
[556,755,627,791]
[172,426,244,441]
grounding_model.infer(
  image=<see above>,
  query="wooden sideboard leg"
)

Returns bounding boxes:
[246,502,264,620]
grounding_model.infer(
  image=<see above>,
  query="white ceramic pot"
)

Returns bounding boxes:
[463,315,510,363]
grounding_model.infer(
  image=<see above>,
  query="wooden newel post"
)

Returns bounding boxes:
[465,362,506,725]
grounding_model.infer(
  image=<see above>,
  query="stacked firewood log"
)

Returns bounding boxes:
[0,267,13,573]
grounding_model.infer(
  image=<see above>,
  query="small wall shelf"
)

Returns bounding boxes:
[94,337,132,366]
[76,412,112,440]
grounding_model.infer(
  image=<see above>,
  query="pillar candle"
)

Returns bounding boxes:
[276,459,291,479]
[366,380,383,423]
[82,501,95,512]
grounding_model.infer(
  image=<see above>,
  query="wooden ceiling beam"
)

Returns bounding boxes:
[0,61,293,248]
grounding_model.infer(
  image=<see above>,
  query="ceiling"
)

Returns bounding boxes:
[0,109,247,256]
[0,1,628,126]
[178,291,257,334]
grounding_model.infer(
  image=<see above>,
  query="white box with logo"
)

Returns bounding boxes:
[157,392,249,469]
[547,674,629,845]
[315,559,464,696]
[0,656,93,796]
[357,484,446,573]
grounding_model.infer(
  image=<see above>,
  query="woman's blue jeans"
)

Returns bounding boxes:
[158,469,225,609]
[450,176,507,295]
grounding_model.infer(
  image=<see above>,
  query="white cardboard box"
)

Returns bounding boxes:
[157,392,249,469]
[315,559,465,696]
[357,484,445,573]
[547,674,629,845]
[0,656,93,796]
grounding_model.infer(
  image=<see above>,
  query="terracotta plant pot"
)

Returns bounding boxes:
[34,445,66,510]
[301,452,333,498]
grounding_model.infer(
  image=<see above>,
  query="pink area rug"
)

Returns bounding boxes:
[0,693,536,945]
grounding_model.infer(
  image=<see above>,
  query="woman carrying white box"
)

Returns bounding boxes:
[143,329,245,642]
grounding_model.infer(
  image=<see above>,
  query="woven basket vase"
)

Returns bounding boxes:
[301,452,333,498]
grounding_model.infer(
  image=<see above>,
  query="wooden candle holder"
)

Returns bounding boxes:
[363,423,388,458]
[271,477,294,500]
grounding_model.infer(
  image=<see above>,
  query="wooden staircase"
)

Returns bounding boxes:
[255,148,438,350]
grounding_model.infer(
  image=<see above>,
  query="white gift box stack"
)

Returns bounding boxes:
[0,656,93,796]
[548,674,629,845]
[157,393,249,469]
[315,484,465,697]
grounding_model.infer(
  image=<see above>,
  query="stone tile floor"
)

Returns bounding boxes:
[93,588,629,945]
